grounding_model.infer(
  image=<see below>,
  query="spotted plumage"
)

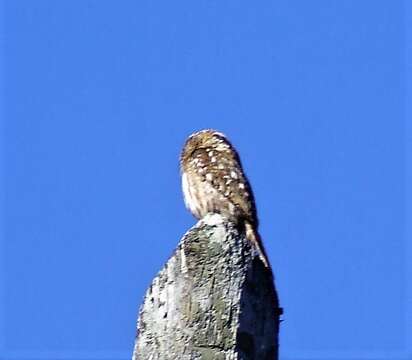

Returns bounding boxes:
[180,129,270,268]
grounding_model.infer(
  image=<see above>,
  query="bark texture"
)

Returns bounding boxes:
[132,214,281,360]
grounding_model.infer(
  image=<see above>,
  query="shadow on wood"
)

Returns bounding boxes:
[132,213,281,360]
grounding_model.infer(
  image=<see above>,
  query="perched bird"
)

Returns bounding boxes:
[180,129,270,268]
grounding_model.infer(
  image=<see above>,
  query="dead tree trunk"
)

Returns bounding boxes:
[132,213,281,360]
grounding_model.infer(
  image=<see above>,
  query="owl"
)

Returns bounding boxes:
[180,129,270,268]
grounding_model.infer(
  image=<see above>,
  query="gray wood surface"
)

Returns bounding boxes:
[132,214,281,360]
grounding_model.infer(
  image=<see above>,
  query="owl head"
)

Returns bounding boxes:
[180,129,233,164]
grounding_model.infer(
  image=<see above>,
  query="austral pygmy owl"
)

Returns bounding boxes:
[180,129,270,268]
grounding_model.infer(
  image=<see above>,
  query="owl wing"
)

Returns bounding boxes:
[189,147,258,225]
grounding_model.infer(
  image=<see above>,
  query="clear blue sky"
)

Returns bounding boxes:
[1,1,410,359]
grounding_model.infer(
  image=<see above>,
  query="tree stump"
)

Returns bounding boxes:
[132,213,281,360]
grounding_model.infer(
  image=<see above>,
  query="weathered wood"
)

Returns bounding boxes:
[132,214,281,360]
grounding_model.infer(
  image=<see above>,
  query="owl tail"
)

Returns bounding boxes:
[245,221,271,269]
